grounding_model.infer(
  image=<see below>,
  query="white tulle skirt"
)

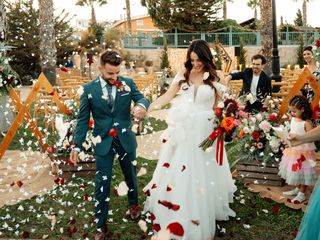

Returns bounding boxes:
[143,100,236,240]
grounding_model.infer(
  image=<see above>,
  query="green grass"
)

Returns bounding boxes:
[0,157,303,240]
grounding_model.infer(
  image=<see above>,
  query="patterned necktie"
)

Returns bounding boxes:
[106,84,114,109]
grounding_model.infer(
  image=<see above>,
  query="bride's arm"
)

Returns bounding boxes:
[148,82,180,113]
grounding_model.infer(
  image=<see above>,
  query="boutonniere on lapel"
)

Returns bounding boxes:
[108,79,131,92]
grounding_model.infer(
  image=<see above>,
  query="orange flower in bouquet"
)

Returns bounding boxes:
[199,95,240,165]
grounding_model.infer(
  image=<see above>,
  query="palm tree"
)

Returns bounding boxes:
[222,0,233,20]
[76,0,108,26]
[125,0,132,34]
[247,0,260,20]
[0,0,5,44]
[39,0,57,85]
[259,0,272,74]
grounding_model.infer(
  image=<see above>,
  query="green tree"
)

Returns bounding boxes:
[141,0,223,32]
[296,36,305,68]
[104,28,122,49]
[76,0,108,26]
[237,39,247,68]
[247,0,260,20]
[294,9,303,26]
[6,1,75,85]
[160,37,170,70]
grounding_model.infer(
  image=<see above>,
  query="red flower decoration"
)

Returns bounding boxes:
[167,222,184,237]
[162,138,167,143]
[251,131,261,141]
[54,178,60,184]
[293,229,298,238]
[48,146,57,153]
[269,114,276,121]
[151,183,157,189]
[181,165,186,172]
[17,180,23,188]
[315,39,320,48]
[114,81,123,87]
[49,91,55,96]
[166,186,172,191]
[162,162,170,168]
[109,128,118,137]
[313,105,320,120]
[214,107,222,117]
[65,109,73,115]
[10,181,15,187]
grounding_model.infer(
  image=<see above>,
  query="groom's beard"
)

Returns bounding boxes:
[102,76,119,84]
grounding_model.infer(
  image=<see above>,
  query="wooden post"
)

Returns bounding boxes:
[0,73,68,160]
[278,68,320,120]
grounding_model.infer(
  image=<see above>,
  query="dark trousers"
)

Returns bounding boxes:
[95,138,138,228]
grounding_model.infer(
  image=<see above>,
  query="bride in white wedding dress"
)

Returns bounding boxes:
[143,40,236,240]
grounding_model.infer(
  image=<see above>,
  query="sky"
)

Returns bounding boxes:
[33,0,320,27]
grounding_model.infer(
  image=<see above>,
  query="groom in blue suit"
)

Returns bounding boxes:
[70,50,149,240]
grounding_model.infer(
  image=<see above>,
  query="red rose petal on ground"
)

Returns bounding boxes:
[17,180,23,188]
[10,181,15,187]
[20,231,29,238]
[166,186,172,191]
[60,178,65,186]
[152,223,161,232]
[54,178,60,184]
[272,205,280,215]
[167,222,184,237]
[84,194,89,201]
[163,162,170,168]
[171,204,180,211]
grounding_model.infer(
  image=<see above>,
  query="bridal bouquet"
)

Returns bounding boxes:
[199,93,240,165]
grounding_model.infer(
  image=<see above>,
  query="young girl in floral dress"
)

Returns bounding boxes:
[278,95,318,203]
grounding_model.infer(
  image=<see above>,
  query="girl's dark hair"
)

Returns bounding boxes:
[181,39,219,89]
[303,46,313,53]
[289,95,313,120]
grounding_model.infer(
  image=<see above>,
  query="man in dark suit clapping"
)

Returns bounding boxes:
[225,54,272,112]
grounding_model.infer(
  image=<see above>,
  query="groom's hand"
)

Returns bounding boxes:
[133,105,147,120]
[69,150,79,166]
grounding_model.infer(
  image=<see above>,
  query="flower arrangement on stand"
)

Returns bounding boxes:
[312,38,320,78]
[233,96,289,164]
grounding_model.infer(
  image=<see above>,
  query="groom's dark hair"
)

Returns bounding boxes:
[100,50,122,66]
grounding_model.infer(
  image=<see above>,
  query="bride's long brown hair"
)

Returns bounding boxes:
[180,39,220,88]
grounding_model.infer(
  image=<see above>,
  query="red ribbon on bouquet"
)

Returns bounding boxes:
[209,127,225,166]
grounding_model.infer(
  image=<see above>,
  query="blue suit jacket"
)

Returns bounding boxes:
[73,76,149,156]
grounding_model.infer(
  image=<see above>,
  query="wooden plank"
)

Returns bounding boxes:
[238,160,279,167]
[243,178,285,187]
[236,165,279,174]
[237,171,282,180]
